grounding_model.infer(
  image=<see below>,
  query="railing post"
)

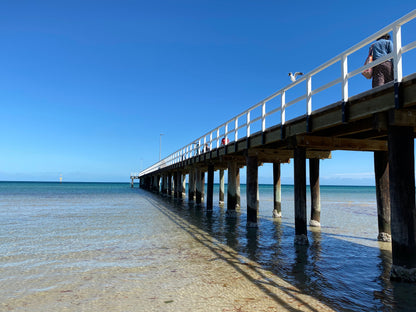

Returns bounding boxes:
[393,24,403,83]
[306,76,312,116]
[281,91,286,125]
[246,111,251,138]
[216,128,220,148]
[261,102,266,132]
[225,123,228,144]
[306,76,312,132]
[234,117,238,142]
[342,54,348,102]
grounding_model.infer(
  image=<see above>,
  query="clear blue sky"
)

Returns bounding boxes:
[1,1,415,184]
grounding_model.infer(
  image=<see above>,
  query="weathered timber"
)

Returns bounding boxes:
[273,162,282,218]
[219,169,225,204]
[177,171,183,199]
[236,168,241,208]
[160,175,165,194]
[188,169,195,202]
[167,174,172,196]
[294,146,308,245]
[389,109,416,127]
[374,151,391,242]
[182,173,186,198]
[195,168,202,204]
[227,161,238,217]
[388,125,416,282]
[296,135,387,151]
[207,164,214,210]
[309,158,321,227]
[246,155,258,227]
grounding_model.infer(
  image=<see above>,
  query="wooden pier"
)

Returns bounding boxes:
[132,11,416,282]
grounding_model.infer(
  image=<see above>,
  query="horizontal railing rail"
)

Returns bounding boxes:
[138,9,416,178]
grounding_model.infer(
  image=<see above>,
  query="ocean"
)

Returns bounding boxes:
[1,181,416,311]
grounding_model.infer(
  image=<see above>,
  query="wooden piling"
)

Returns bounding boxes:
[236,168,241,208]
[176,171,183,199]
[188,169,195,202]
[200,171,205,202]
[246,155,258,227]
[195,168,202,205]
[227,161,237,217]
[273,162,282,218]
[131,178,134,188]
[388,125,416,282]
[207,164,214,210]
[294,146,308,245]
[182,173,186,198]
[160,175,165,194]
[219,169,225,204]
[309,158,321,227]
[374,151,391,241]
[173,172,178,198]
[167,173,172,196]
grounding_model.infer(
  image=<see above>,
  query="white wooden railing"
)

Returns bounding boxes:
[137,9,416,178]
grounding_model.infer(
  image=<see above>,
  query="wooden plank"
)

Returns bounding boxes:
[296,135,387,151]
[349,92,395,122]
[389,109,416,127]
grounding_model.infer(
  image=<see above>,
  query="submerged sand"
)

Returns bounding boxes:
[2,196,335,312]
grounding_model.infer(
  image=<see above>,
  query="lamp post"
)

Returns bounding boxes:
[159,133,164,161]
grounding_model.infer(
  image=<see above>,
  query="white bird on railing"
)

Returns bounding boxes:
[288,72,303,82]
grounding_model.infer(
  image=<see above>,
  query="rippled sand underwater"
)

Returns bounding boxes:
[1,182,416,311]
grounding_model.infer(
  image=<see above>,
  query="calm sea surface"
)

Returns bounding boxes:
[1,182,416,311]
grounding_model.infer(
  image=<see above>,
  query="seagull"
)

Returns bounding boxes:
[288,72,303,82]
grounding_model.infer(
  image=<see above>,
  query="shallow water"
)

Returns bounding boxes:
[1,182,416,311]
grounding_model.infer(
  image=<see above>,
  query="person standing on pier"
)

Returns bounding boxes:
[371,34,394,88]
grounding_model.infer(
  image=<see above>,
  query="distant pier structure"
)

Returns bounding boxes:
[131,10,416,282]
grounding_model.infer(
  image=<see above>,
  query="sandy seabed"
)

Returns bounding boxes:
[2,201,335,312]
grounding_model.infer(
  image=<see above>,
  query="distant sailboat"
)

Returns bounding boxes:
[59,174,63,183]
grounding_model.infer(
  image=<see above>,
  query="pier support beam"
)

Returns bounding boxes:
[309,158,321,227]
[207,164,214,210]
[388,125,416,282]
[196,168,204,205]
[182,173,186,198]
[236,168,241,208]
[177,171,184,199]
[374,151,391,242]
[219,169,225,205]
[173,172,178,198]
[188,169,195,202]
[294,146,309,245]
[167,173,172,196]
[161,175,166,195]
[131,178,134,188]
[273,162,282,218]
[246,155,259,228]
[227,161,238,217]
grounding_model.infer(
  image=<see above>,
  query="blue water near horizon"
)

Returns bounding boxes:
[1,181,416,311]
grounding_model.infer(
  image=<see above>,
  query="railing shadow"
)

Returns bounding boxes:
[144,193,331,312]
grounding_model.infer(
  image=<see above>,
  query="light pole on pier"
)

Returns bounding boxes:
[159,133,164,161]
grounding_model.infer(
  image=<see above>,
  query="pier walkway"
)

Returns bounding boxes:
[132,10,416,282]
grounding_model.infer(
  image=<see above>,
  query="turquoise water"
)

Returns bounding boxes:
[1,182,416,311]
